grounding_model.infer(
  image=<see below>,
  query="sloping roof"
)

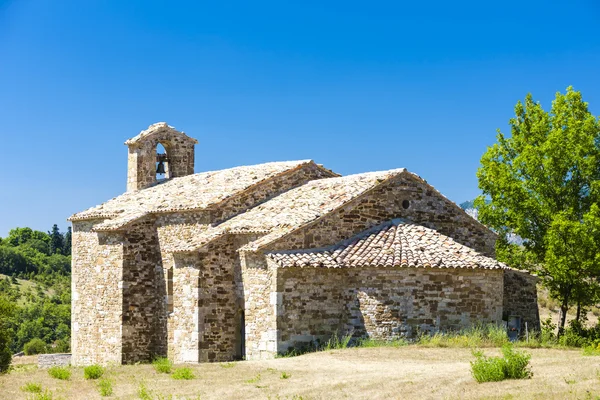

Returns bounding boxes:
[124,122,198,146]
[267,219,508,269]
[69,160,329,231]
[172,169,407,253]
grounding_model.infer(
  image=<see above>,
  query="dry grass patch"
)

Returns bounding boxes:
[0,347,599,399]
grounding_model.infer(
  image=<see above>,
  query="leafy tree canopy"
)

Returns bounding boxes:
[475,87,600,333]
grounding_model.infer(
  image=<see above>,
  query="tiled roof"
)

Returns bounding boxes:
[172,169,407,253]
[124,122,198,146]
[267,219,508,269]
[69,160,326,230]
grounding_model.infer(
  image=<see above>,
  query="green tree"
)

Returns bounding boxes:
[475,87,600,335]
[0,295,15,372]
[63,227,72,256]
[49,224,64,255]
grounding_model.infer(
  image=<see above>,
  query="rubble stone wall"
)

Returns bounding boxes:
[264,173,496,256]
[71,220,124,366]
[275,267,504,354]
[127,129,196,192]
[242,255,278,360]
[503,269,540,332]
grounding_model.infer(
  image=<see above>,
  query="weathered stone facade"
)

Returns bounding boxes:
[70,123,539,366]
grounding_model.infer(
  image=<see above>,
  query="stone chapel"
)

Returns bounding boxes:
[69,122,539,365]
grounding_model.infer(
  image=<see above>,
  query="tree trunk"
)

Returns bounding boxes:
[558,301,569,338]
[576,302,581,322]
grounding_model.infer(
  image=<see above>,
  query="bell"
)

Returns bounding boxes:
[156,161,166,174]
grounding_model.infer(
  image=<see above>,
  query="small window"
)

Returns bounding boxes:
[166,267,173,314]
[402,200,410,209]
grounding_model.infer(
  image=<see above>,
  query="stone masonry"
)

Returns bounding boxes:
[70,122,540,365]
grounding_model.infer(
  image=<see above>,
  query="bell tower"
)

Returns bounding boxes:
[125,122,198,192]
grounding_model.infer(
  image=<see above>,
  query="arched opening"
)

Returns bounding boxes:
[156,143,170,180]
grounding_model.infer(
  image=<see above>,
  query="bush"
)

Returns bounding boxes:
[152,357,172,374]
[0,328,11,373]
[24,338,47,355]
[20,382,43,393]
[48,366,71,380]
[470,345,533,383]
[97,378,113,397]
[29,390,55,400]
[84,364,104,380]
[172,367,195,380]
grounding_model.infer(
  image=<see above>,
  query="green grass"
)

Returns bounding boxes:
[84,364,104,380]
[470,345,533,383]
[418,324,510,348]
[356,338,409,348]
[20,382,43,393]
[245,373,261,384]
[220,362,236,368]
[172,367,195,380]
[47,366,71,380]
[28,389,57,400]
[137,381,152,400]
[323,333,353,351]
[97,377,113,396]
[152,357,173,374]
[280,371,291,379]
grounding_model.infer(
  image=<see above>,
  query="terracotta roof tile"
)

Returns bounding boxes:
[267,219,509,270]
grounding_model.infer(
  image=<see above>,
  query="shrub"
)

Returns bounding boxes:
[281,371,291,379]
[84,364,104,380]
[48,366,71,380]
[0,328,11,373]
[172,367,195,380]
[323,333,352,350]
[470,345,533,383]
[29,390,55,400]
[137,381,152,400]
[152,357,172,374]
[97,378,113,397]
[24,338,47,355]
[20,382,43,393]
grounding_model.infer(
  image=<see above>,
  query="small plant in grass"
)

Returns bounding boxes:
[470,345,533,383]
[21,382,43,393]
[97,378,113,397]
[172,367,195,380]
[582,342,600,356]
[29,390,56,400]
[84,364,104,379]
[323,333,352,350]
[280,371,291,379]
[137,381,152,400]
[152,357,173,374]
[48,366,71,380]
[221,362,235,368]
[246,373,261,384]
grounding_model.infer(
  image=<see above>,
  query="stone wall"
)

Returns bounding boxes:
[38,353,72,368]
[126,126,196,192]
[242,255,278,360]
[71,220,124,366]
[503,269,540,332]
[121,217,164,363]
[274,267,504,355]
[263,173,496,257]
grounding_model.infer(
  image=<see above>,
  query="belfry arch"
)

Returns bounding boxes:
[125,122,198,191]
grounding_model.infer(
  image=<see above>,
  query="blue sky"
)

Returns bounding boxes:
[1,0,599,237]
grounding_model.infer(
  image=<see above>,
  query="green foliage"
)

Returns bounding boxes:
[152,357,173,374]
[475,87,600,334]
[356,338,409,348]
[418,324,509,348]
[47,366,71,380]
[21,382,43,393]
[323,333,352,350]
[24,338,47,355]
[172,367,195,380]
[97,378,113,397]
[28,390,57,400]
[137,381,152,400]
[0,224,71,355]
[84,364,104,379]
[470,345,533,383]
[0,295,15,373]
[280,371,291,379]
